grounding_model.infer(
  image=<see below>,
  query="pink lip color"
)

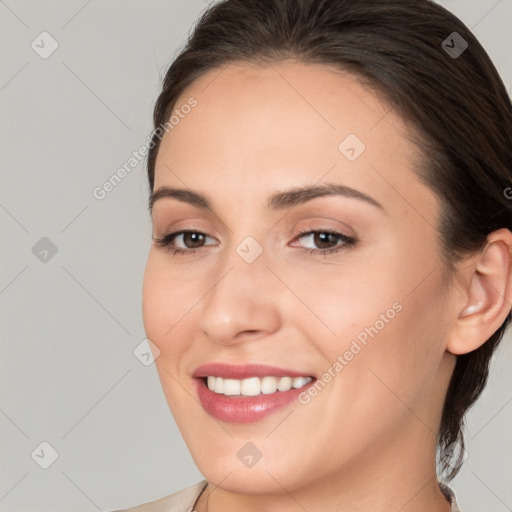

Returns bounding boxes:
[193,363,312,379]
[193,363,315,423]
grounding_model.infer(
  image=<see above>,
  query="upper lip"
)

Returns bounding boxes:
[193,363,314,380]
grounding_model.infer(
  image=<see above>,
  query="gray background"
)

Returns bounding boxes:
[0,1,511,511]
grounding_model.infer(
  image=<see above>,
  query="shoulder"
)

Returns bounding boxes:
[110,480,208,512]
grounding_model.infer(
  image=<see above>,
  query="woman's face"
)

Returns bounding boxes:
[142,61,457,494]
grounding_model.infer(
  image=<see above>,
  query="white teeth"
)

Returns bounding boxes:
[277,376,292,391]
[261,376,277,394]
[241,377,260,396]
[223,378,241,395]
[292,377,308,388]
[206,375,312,396]
[214,377,223,394]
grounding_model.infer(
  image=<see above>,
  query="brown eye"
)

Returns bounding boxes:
[292,229,357,256]
[312,232,340,249]
[182,232,206,248]
[154,230,217,254]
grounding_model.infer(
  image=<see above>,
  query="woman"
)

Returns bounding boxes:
[115,0,512,510]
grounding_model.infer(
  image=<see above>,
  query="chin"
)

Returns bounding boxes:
[201,466,298,495]
[191,441,319,496]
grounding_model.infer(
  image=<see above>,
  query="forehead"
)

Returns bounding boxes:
[161,60,401,160]
[153,60,437,223]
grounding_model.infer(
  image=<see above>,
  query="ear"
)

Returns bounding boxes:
[447,228,512,355]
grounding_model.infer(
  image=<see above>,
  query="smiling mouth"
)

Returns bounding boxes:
[203,375,314,397]
[194,364,317,423]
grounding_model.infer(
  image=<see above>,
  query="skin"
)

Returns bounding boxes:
[142,60,512,512]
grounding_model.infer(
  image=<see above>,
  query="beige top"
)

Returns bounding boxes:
[112,479,461,511]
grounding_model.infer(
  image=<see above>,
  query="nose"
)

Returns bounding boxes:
[197,244,282,347]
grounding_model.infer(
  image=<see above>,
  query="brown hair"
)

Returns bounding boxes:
[146,0,512,480]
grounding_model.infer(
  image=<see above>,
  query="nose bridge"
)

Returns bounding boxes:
[197,235,281,345]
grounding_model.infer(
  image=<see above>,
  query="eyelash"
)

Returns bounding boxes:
[153,228,357,257]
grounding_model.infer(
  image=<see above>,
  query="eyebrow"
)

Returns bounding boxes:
[148,182,384,213]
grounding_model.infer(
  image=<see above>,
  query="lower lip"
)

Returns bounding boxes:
[195,378,315,423]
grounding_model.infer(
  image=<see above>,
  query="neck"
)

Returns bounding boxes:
[194,421,452,512]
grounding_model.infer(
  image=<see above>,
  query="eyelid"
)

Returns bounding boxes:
[291,226,356,248]
[175,231,217,247]
[153,228,218,249]
[154,225,357,259]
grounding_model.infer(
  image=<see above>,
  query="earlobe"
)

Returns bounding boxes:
[448,229,512,355]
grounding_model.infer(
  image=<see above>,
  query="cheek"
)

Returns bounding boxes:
[289,263,402,352]
[142,253,196,356]
[345,265,450,421]
[304,250,449,405]
[142,255,200,412]
[142,257,166,349]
